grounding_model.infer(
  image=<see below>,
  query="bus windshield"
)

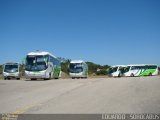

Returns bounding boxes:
[70,63,83,73]
[108,67,118,74]
[25,55,48,71]
[4,64,18,73]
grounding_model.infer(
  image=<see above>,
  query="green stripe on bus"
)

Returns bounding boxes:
[140,69,156,76]
[53,67,61,79]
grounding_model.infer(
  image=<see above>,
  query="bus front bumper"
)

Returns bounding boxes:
[69,72,85,78]
[25,71,48,79]
[3,72,20,78]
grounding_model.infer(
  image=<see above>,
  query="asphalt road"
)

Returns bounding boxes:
[0,76,160,114]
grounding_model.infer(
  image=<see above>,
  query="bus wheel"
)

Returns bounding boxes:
[130,73,134,77]
[17,78,20,80]
[149,73,152,76]
[55,77,59,79]
[49,73,51,80]
[72,77,75,79]
[118,74,121,77]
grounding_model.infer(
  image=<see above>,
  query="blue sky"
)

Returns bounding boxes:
[0,0,160,66]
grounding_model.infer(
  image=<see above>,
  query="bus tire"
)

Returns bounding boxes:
[149,73,152,76]
[118,74,121,77]
[17,78,20,80]
[130,73,134,77]
[49,73,52,80]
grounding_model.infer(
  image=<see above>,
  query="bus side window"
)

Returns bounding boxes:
[145,66,149,69]
[131,66,136,70]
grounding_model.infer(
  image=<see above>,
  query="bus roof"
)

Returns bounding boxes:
[4,62,19,65]
[127,64,157,66]
[111,65,127,67]
[70,60,85,64]
[27,51,56,58]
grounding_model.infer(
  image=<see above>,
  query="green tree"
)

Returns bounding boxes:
[61,59,70,74]
[0,65,3,74]
[86,62,110,75]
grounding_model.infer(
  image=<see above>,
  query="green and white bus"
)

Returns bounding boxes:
[123,64,158,77]
[25,51,61,80]
[69,60,88,79]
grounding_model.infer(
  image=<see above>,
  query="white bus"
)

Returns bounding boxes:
[108,65,126,77]
[3,62,20,80]
[123,64,158,77]
[25,51,61,80]
[69,60,88,79]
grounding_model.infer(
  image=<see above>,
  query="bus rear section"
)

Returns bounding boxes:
[69,60,88,79]
[140,65,158,76]
[3,63,20,80]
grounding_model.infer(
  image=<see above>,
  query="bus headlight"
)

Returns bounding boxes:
[3,72,8,76]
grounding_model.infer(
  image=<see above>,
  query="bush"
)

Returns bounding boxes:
[86,62,110,76]
[96,69,107,75]
[61,60,70,75]
[0,65,3,74]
